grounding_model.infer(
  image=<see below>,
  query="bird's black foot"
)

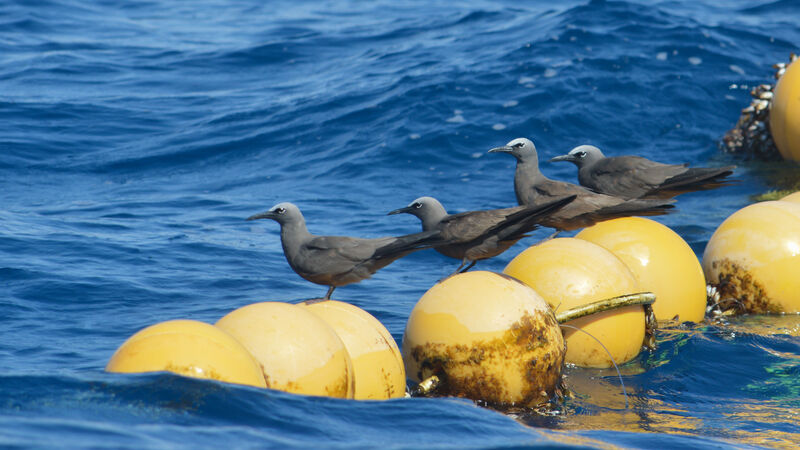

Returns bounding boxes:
[536,230,560,244]
[458,261,477,273]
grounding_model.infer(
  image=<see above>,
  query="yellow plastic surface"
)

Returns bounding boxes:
[504,238,644,368]
[780,191,800,203]
[105,319,267,388]
[215,302,355,398]
[576,217,706,322]
[402,271,565,407]
[702,201,800,313]
[770,60,800,161]
[301,300,406,400]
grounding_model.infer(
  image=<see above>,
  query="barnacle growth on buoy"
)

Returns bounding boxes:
[703,201,800,314]
[402,271,566,409]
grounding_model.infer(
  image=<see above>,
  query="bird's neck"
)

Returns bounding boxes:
[279,220,312,258]
[419,204,448,231]
[514,159,543,204]
[420,211,446,231]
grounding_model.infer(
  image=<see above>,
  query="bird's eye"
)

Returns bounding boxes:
[276,207,286,214]
[512,142,524,149]
[576,151,586,158]
[413,203,422,209]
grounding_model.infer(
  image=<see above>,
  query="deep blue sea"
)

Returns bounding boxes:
[2,0,800,447]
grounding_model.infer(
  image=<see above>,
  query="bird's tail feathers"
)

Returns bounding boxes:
[595,198,676,219]
[647,166,737,197]
[372,229,443,259]
[494,195,577,240]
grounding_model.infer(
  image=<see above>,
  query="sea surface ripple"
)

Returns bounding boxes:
[1,0,799,448]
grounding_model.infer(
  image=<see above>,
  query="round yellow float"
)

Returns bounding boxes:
[576,217,706,323]
[105,319,267,388]
[702,201,800,313]
[770,59,800,161]
[300,300,406,400]
[780,191,800,203]
[504,238,644,368]
[402,271,565,408]
[215,302,355,398]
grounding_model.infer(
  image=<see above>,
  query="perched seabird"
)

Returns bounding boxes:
[247,202,442,299]
[550,144,736,199]
[388,194,576,273]
[489,138,675,234]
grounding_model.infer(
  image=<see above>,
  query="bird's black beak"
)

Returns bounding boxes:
[488,145,513,154]
[246,211,276,221]
[388,206,413,216]
[549,154,573,163]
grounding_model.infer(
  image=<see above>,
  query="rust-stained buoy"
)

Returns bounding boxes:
[215,302,355,398]
[702,201,800,314]
[576,217,706,323]
[402,271,565,408]
[300,299,406,400]
[106,319,267,388]
[504,238,645,368]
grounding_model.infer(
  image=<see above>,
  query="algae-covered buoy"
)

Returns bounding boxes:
[504,238,645,368]
[300,299,406,400]
[576,217,706,322]
[702,201,800,314]
[105,319,267,388]
[215,302,355,398]
[770,59,800,161]
[402,271,565,408]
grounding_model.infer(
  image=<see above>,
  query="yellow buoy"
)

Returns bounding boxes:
[105,319,267,388]
[702,201,800,313]
[215,302,355,398]
[576,217,706,323]
[504,238,644,368]
[403,271,565,408]
[770,59,800,161]
[300,300,406,400]
[780,191,800,203]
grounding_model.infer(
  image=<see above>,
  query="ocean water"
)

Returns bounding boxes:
[2,0,799,447]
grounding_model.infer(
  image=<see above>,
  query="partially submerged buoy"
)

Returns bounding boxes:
[215,302,355,398]
[300,299,406,400]
[402,271,565,408]
[504,238,645,368]
[770,59,800,161]
[576,217,706,323]
[105,319,267,388]
[702,201,800,314]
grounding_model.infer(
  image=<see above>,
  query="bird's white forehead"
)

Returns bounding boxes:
[410,196,435,206]
[270,202,296,211]
[506,137,533,147]
[569,145,600,155]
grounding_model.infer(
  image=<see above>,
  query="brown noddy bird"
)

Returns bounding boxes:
[488,138,675,234]
[388,194,576,274]
[247,202,442,299]
[550,144,736,199]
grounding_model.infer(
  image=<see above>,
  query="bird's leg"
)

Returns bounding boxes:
[538,229,560,243]
[438,260,468,283]
[324,286,335,300]
[458,260,477,273]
